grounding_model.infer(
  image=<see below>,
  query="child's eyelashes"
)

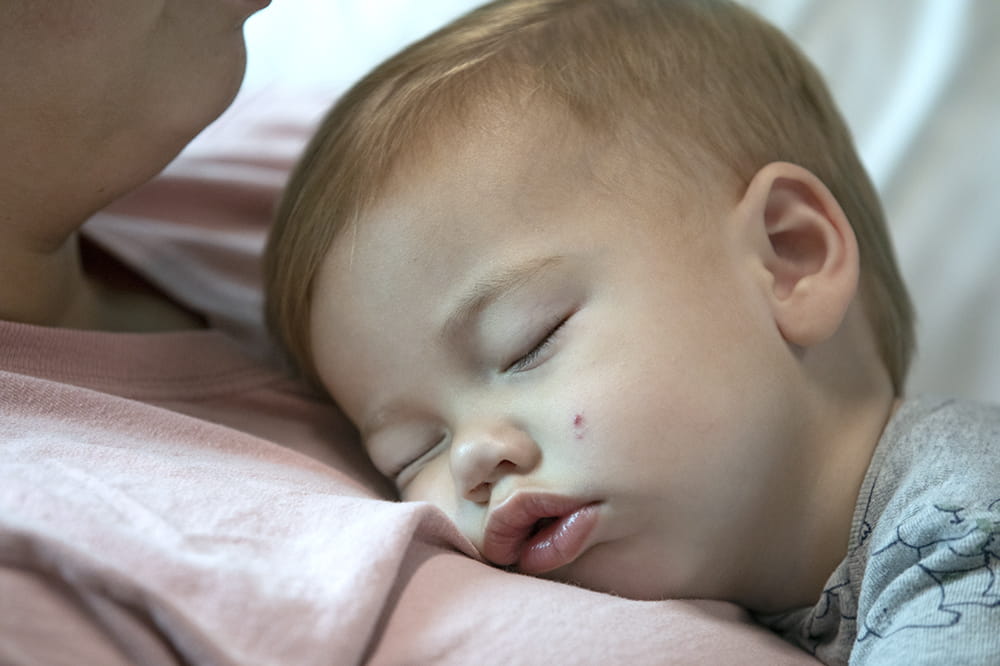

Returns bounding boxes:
[504,314,571,374]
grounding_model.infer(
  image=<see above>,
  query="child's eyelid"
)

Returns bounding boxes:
[394,433,447,486]
[505,314,571,374]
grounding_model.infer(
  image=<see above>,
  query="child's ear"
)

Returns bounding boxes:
[736,161,860,348]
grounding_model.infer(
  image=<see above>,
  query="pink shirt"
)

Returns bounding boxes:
[0,88,814,665]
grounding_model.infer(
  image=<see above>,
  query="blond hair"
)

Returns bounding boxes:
[264,0,915,393]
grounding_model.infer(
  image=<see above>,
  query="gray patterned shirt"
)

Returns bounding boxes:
[759,396,1000,665]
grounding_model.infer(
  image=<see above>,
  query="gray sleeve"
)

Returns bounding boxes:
[850,502,1000,665]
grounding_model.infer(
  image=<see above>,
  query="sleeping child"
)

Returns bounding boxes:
[263,1,1000,663]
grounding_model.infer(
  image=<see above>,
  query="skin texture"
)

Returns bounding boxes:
[0,0,263,331]
[310,110,896,613]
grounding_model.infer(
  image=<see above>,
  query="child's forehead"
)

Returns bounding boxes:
[328,138,698,311]
[389,102,598,185]
[368,107,675,225]
[319,123,572,292]
[317,97,720,310]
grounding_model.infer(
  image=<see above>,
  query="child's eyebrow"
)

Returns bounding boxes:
[441,255,566,341]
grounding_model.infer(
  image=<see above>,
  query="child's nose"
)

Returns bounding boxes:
[449,421,541,504]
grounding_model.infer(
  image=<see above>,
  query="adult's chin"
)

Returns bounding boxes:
[148,35,249,167]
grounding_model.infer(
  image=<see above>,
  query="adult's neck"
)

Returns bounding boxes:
[0,185,90,324]
[0,203,205,333]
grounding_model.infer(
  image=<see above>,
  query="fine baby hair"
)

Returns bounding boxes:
[264,0,914,391]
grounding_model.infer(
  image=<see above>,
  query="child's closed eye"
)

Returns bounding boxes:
[504,314,571,374]
[394,433,447,486]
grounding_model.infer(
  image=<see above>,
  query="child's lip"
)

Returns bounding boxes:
[482,492,601,574]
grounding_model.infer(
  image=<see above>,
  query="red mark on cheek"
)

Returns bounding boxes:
[573,413,587,440]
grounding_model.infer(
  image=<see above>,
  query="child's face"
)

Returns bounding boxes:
[310,115,811,606]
